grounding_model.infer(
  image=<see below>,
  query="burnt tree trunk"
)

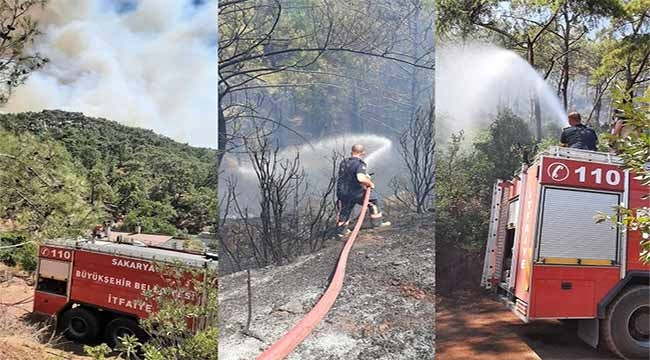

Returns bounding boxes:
[560,3,570,110]
[218,101,227,169]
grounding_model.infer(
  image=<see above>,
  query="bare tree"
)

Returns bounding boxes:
[219,139,341,269]
[289,152,339,254]
[218,0,435,167]
[392,101,436,214]
[244,126,304,265]
[218,175,242,271]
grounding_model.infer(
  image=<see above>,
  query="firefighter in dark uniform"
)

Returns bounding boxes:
[560,112,598,151]
[336,144,390,236]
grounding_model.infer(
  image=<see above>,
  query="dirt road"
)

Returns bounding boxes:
[436,290,619,360]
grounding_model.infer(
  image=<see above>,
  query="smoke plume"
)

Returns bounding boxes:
[3,0,216,148]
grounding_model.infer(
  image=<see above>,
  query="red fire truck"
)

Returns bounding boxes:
[481,146,649,359]
[33,238,218,347]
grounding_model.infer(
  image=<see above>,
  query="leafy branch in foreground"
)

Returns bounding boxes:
[85,261,218,360]
[597,87,650,264]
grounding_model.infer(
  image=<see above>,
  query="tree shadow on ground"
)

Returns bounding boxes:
[20,312,93,356]
[436,290,616,360]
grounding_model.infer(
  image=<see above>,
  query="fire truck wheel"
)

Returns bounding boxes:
[61,307,100,342]
[105,317,148,349]
[600,285,650,359]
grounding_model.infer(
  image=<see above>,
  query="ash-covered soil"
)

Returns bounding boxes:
[218,220,435,359]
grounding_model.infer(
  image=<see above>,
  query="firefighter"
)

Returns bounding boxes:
[560,112,598,151]
[336,144,390,237]
[609,108,634,153]
[92,224,104,239]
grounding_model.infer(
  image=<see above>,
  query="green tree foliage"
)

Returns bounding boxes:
[435,0,650,285]
[0,232,37,271]
[436,110,534,251]
[436,131,491,252]
[123,200,178,236]
[0,111,217,237]
[597,88,650,263]
[474,108,536,183]
[0,129,101,240]
[85,263,218,360]
[435,0,638,132]
[595,0,650,100]
[0,0,48,104]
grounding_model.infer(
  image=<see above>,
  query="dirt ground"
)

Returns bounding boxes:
[219,218,436,359]
[0,265,91,360]
[436,290,619,360]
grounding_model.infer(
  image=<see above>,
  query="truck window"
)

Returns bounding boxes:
[537,187,619,263]
[36,259,70,296]
[507,199,519,229]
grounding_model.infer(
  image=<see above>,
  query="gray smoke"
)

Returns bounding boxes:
[3,0,216,148]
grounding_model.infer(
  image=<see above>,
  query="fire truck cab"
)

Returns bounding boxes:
[481,146,649,359]
[33,238,217,347]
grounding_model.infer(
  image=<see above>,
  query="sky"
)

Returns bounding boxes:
[4,0,217,148]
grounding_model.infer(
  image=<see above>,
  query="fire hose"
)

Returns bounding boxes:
[256,187,371,360]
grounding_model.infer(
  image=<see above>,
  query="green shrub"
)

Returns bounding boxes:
[84,262,218,360]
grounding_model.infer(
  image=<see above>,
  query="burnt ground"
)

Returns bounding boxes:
[435,246,619,360]
[218,219,435,359]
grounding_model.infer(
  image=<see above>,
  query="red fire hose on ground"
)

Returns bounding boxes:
[256,188,371,360]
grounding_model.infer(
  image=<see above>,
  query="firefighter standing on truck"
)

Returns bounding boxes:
[609,108,638,154]
[560,111,598,151]
[336,144,390,237]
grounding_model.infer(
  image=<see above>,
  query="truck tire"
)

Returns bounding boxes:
[105,317,148,349]
[61,307,100,342]
[600,285,649,359]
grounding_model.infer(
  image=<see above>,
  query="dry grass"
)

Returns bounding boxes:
[0,271,89,359]
[0,307,44,341]
[0,308,63,359]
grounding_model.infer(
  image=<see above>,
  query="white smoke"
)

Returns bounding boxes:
[3,0,216,148]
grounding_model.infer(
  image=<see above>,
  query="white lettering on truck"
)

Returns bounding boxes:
[107,293,153,313]
[111,258,157,272]
[75,270,133,288]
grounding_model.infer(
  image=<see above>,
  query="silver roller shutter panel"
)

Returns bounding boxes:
[538,188,619,261]
[508,199,519,228]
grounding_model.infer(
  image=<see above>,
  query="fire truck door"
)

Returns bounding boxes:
[34,258,71,315]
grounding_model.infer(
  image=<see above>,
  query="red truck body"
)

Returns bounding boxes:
[33,238,217,344]
[481,147,649,358]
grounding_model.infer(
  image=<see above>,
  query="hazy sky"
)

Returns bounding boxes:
[4,0,216,148]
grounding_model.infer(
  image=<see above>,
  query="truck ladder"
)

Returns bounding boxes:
[482,183,503,288]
